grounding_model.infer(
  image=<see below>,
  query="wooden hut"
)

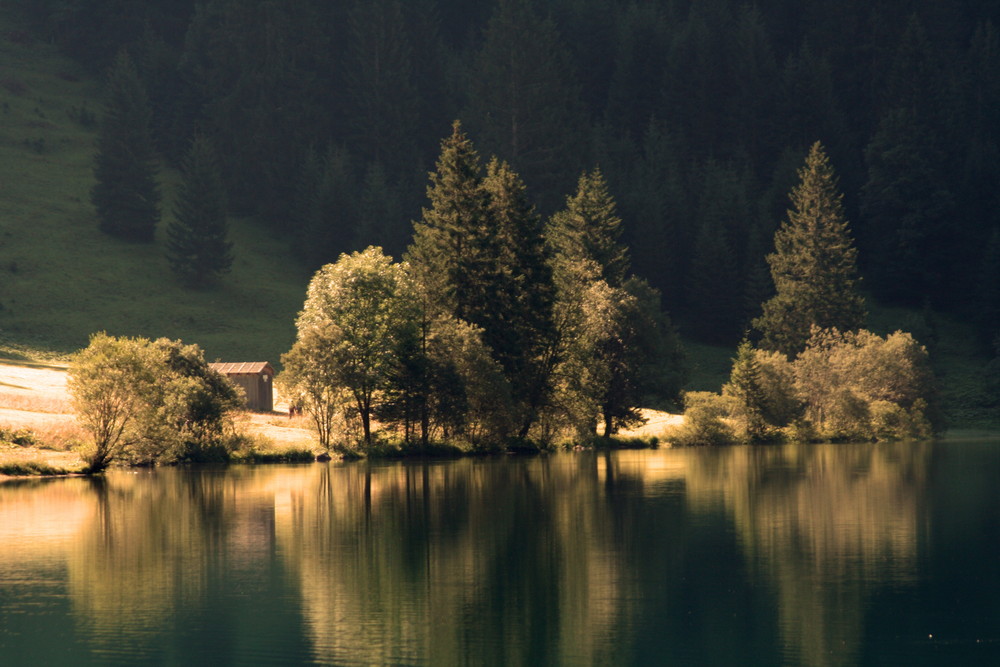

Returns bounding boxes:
[209,362,274,412]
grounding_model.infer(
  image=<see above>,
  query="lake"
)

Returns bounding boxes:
[2,440,999,666]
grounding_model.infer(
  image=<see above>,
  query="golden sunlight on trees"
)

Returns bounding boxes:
[674,329,935,445]
[281,247,412,451]
[69,333,242,472]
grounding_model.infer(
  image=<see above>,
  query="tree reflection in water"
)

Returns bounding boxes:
[0,442,946,666]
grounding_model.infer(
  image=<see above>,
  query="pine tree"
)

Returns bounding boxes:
[343,0,419,172]
[482,158,556,437]
[292,146,358,271]
[166,133,232,287]
[753,142,866,356]
[723,339,768,442]
[406,121,491,320]
[687,217,740,343]
[548,168,629,288]
[91,50,160,242]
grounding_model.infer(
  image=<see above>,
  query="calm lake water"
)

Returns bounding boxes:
[2,441,1000,666]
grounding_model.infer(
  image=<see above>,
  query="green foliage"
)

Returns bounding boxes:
[548,168,629,288]
[680,327,937,444]
[0,461,70,476]
[68,333,162,472]
[68,333,243,472]
[723,340,769,442]
[667,392,737,447]
[793,327,937,440]
[754,142,866,356]
[90,50,160,242]
[0,426,39,447]
[465,0,583,208]
[408,126,555,439]
[285,247,413,450]
[166,133,232,287]
[406,121,491,318]
[480,157,556,436]
[548,170,686,440]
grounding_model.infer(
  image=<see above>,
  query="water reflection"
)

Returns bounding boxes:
[0,441,976,666]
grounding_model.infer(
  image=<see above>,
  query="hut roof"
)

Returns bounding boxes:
[209,362,274,376]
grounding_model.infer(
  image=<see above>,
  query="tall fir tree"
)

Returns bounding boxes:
[91,50,160,242]
[465,0,584,210]
[406,121,492,321]
[166,133,232,287]
[753,142,866,356]
[548,168,629,288]
[343,0,420,173]
[482,157,557,436]
[687,216,740,343]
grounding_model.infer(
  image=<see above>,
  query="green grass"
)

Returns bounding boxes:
[0,9,309,366]
[0,460,71,476]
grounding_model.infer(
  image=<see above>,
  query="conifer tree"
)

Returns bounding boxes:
[687,217,740,343]
[723,339,768,442]
[753,142,866,356]
[548,168,629,288]
[406,121,491,320]
[466,0,584,208]
[166,133,232,287]
[91,50,160,242]
[482,157,556,436]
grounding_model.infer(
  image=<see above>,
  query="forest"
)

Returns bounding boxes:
[15,0,1000,349]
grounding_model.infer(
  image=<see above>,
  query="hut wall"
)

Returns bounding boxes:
[230,373,273,412]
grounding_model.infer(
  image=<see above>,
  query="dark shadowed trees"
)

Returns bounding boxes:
[166,133,232,287]
[91,50,160,242]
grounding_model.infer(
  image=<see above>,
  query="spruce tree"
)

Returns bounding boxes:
[753,142,866,356]
[91,50,160,242]
[548,168,629,288]
[482,157,556,436]
[406,121,491,320]
[465,0,584,209]
[687,217,740,343]
[166,133,232,287]
[723,339,768,442]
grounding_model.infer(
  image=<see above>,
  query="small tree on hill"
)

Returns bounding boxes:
[166,133,232,287]
[91,50,160,242]
[753,142,865,356]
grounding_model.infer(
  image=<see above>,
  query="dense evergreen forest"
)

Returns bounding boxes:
[17,0,1000,348]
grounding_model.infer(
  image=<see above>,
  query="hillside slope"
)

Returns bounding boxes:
[0,10,308,365]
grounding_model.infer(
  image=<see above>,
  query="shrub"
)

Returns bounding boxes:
[793,327,935,440]
[0,426,38,447]
[667,392,736,446]
[69,333,243,472]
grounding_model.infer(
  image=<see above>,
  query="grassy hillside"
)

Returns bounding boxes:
[0,11,309,365]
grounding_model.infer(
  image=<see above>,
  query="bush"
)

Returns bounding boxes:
[0,461,69,476]
[0,426,38,447]
[794,327,935,440]
[666,392,736,446]
[69,333,243,472]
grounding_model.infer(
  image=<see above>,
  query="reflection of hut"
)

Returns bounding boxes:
[208,362,274,412]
